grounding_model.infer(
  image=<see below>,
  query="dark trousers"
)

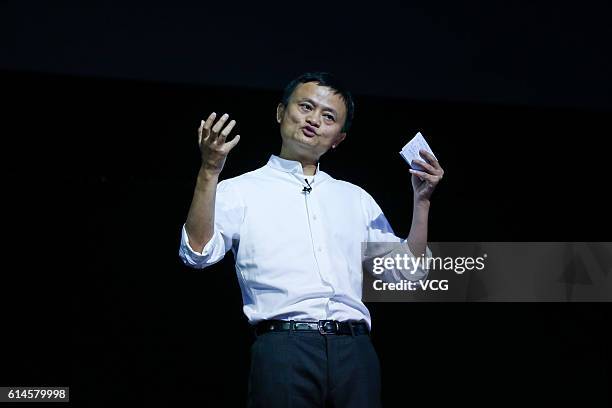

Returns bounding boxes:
[247,330,382,408]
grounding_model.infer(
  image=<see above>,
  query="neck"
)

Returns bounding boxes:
[279,147,318,176]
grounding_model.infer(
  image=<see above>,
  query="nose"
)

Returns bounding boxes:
[306,112,320,127]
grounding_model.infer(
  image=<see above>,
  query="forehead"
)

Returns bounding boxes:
[290,82,347,116]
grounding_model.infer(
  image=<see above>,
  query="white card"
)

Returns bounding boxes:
[399,132,437,171]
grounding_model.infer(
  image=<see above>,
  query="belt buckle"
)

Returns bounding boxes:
[318,320,339,335]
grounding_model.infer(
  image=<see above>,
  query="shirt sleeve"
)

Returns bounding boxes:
[179,179,245,269]
[360,188,432,283]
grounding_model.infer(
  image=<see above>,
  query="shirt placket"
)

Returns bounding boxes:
[303,188,336,294]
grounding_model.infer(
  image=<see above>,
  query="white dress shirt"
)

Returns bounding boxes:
[179,155,429,329]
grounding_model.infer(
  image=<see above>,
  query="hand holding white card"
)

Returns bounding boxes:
[399,132,437,171]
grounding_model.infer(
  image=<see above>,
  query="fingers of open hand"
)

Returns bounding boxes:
[211,113,230,139]
[225,134,241,151]
[199,113,239,145]
[198,112,241,155]
[199,112,216,143]
[219,119,236,142]
[203,112,216,130]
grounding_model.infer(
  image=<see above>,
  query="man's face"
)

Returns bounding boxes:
[277,82,347,160]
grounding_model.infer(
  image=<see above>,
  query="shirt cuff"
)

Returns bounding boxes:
[392,244,433,282]
[179,224,224,268]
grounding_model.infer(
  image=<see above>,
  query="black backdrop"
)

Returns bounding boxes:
[2,1,611,406]
[3,70,610,406]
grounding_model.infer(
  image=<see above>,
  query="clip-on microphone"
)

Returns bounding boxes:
[302,178,313,193]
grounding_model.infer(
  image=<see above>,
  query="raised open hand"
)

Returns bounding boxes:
[198,112,241,175]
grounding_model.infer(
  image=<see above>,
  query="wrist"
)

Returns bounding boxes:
[197,167,220,183]
[414,197,431,210]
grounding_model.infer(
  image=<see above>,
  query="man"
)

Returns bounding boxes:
[179,72,444,407]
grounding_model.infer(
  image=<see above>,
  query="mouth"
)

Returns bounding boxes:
[301,126,318,138]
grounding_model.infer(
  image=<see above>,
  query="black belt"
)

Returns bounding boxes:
[255,320,370,336]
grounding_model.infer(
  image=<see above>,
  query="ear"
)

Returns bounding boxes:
[276,103,285,124]
[333,132,347,148]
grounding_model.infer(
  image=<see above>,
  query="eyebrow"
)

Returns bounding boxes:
[298,98,338,117]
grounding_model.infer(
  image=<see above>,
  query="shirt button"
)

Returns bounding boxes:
[313,214,317,220]
[318,247,322,252]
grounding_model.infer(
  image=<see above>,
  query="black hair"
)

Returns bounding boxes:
[280,72,354,133]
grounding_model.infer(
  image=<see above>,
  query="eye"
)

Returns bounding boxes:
[299,103,312,111]
[324,114,335,121]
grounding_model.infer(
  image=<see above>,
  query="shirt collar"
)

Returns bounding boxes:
[267,154,320,176]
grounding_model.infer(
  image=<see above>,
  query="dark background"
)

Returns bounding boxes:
[2,1,610,406]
